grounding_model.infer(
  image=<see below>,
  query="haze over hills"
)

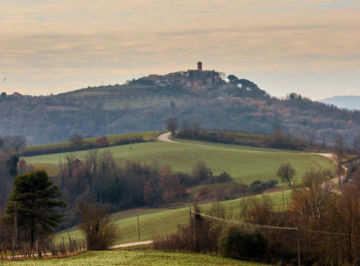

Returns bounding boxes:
[1,64,360,144]
[320,95,360,110]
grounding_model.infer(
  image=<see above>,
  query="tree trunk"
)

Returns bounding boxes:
[30,217,35,248]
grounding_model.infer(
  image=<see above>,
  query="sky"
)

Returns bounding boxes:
[0,0,359,99]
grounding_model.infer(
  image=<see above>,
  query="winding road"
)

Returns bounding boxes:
[110,240,154,249]
[316,153,346,194]
[158,132,179,143]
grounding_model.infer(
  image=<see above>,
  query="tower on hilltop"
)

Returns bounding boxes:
[197,61,203,71]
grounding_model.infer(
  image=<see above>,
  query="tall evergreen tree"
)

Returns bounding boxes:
[6,170,66,247]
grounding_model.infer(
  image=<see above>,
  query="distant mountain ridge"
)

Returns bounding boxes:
[0,66,360,144]
[320,95,360,110]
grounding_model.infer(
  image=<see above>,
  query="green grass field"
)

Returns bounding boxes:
[6,250,269,265]
[23,131,161,155]
[57,190,292,245]
[24,138,334,184]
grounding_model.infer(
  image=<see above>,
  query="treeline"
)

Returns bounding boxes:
[155,169,360,265]
[57,150,280,228]
[57,151,239,227]
[196,179,278,203]
[0,152,17,210]
[174,120,316,151]
[0,151,32,210]
[0,135,26,154]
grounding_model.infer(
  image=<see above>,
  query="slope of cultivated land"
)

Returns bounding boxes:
[24,139,335,184]
[57,190,292,245]
[6,250,269,265]
[23,131,161,156]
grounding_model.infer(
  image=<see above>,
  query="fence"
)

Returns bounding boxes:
[0,235,86,261]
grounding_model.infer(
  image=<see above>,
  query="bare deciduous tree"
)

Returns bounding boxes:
[277,163,296,187]
[0,135,26,154]
[334,135,346,187]
[77,201,118,250]
[353,133,360,157]
[11,135,26,154]
[165,116,178,135]
[306,129,317,147]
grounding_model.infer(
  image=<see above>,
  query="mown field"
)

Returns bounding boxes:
[6,250,269,265]
[57,190,292,244]
[23,138,334,184]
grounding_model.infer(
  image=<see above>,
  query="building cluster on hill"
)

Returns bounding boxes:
[131,62,260,94]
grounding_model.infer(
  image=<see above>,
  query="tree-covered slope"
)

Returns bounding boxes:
[1,69,359,144]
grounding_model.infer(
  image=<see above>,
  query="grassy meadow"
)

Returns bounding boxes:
[6,250,269,265]
[57,190,292,244]
[23,131,161,155]
[23,138,334,184]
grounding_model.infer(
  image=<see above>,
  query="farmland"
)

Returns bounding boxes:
[57,190,292,244]
[22,131,161,156]
[23,138,335,184]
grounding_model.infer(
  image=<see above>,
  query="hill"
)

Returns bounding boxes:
[23,139,334,184]
[57,190,292,245]
[320,95,360,110]
[1,66,360,144]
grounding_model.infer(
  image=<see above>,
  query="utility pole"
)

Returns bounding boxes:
[12,202,17,257]
[189,206,192,224]
[137,214,141,241]
[296,227,301,266]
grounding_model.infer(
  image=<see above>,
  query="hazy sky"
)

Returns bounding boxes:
[0,0,359,99]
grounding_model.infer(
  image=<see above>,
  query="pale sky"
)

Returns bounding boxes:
[0,0,360,99]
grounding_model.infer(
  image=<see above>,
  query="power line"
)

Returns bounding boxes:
[194,211,360,238]
[193,211,297,231]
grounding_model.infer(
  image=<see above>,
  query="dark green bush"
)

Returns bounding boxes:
[249,180,278,194]
[219,226,267,260]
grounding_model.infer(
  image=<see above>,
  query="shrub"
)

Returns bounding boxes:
[77,202,119,250]
[250,180,264,194]
[219,226,267,260]
[212,172,232,183]
[250,180,278,194]
[153,205,220,253]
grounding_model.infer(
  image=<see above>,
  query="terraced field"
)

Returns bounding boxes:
[24,138,335,184]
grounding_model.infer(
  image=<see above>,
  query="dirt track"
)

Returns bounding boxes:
[157,132,178,143]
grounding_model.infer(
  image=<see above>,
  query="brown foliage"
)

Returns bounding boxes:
[95,136,109,147]
[155,168,360,265]
[153,204,225,253]
[77,202,118,250]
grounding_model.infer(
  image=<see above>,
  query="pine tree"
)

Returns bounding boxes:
[6,170,66,247]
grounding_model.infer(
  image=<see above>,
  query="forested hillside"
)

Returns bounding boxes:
[1,69,359,144]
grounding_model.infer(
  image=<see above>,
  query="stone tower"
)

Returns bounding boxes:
[197,61,203,71]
